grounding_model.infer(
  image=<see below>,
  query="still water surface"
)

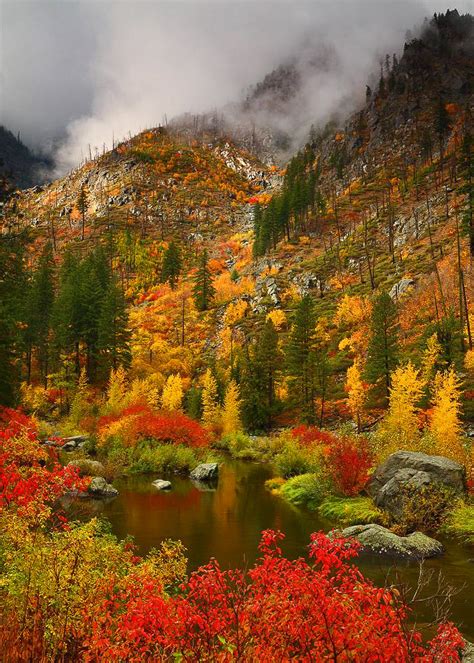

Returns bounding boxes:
[65,460,474,638]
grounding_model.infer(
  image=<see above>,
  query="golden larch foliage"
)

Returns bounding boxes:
[346,360,366,432]
[430,369,464,462]
[161,374,184,411]
[202,369,220,426]
[384,362,424,442]
[222,380,241,436]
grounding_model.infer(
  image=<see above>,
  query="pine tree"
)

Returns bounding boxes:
[98,277,131,373]
[201,368,219,426]
[365,291,399,401]
[161,241,181,289]
[161,374,183,411]
[435,99,450,156]
[286,294,318,423]
[0,233,26,405]
[77,184,88,241]
[384,362,424,442]
[193,250,215,312]
[222,380,241,436]
[346,360,366,433]
[24,242,55,385]
[430,368,464,462]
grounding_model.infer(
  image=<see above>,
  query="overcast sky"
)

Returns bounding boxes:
[1,0,472,170]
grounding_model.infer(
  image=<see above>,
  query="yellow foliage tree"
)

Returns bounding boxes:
[430,369,464,462]
[421,333,443,384]
[69,368,89,427]
[104,366,127,414]
[464,349,474,372]
[266,309,287,329]
[384,362,424,443]
[346,360,366,432]
[222,380,241,436]
[161,374,184,411]
[202,368,220,426]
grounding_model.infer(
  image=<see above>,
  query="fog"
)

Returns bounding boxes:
[1,0,472,173]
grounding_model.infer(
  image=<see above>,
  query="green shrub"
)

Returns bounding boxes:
[280,473,331,510]
[443,503,474,544]
[129,443,198,475]
[319,497,386,527]
[274,443,322,478]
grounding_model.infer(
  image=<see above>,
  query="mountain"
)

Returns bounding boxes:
[1,9,474,424]
[0,126,49,195]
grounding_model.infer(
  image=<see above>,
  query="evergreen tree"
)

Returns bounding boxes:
[241,319,281,431]
[286,294,318,423]
[24,242,55,385]
[460,129,474,255]
[77,185,88,241]
[162,241,181,288]
[193,250,215,312]
[98,276,131,373]
[435,99,450,156]
[365,291,399,401]
[0,234,26,405]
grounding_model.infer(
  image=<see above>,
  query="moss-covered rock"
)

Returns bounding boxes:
[341,524,443,560]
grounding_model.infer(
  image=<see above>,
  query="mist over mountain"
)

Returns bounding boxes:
[2,0,473,178]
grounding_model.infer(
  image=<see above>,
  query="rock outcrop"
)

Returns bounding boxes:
[368,451,465,519]
[189,463,219,482]
[342,524,443,560]
[88,476,118,498]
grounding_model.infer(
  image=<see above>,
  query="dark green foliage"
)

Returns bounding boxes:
[241,319,281,431]
[365,291,399,401]
[286,295,318,423]
[98,277,131,372]
[0,234,27,405]
[185,386,203,420]
[23,242,55,385]
[193,249,215,311]
[161,241,181,289]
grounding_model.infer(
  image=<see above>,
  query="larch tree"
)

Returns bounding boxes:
[161,374,184,411]
[430,368,464,462]
[222,379,241,436]
[384,362,424,443]
[346,360,366,433]
[104,366,128,414]
[201,368,219,426]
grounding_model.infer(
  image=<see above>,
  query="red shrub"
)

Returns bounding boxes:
[99,404,208,448]
[326,435,374,496]
[82,529,464,661]
[291,425,337,447]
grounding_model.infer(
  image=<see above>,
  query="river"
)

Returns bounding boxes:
[64,459,474,639]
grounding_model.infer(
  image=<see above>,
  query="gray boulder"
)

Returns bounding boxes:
[189,463,219,482]
[369,451,465,519]
[88,476,118,498]
[342,524,443,560]
[153,479,172,490]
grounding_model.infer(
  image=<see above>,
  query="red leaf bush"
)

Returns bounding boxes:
[291,424,337,447]
[98,404,208,448]
[325,434,374,496]
[82,529,464,661]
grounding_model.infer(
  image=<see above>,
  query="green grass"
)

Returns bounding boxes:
[280,473,331,510]
[318,496,386,527]
[443,503,474,544]
[128,443,200,475]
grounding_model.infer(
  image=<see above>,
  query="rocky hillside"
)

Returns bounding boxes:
[0,126,48,195]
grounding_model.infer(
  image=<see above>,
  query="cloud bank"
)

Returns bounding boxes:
[1,0,473,173]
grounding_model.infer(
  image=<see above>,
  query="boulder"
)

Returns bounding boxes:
[153,479,172,490]
[389,278,415,300]
[68,459,105,477]
[369,451,466,494]
[369,451,465,519]
[189,463,219,482]
[88,476,118,498]
[342,524,443,560]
